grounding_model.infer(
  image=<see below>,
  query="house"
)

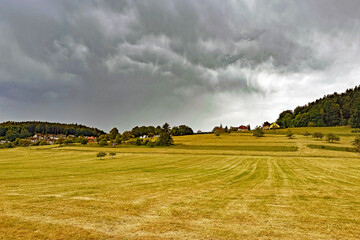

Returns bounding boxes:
[270,123,280,129]
[27,133,70,144]
[262,124,270,130]
[86,136,96,143]
[238,125,248,131]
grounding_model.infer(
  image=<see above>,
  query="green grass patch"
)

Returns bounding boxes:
[307,144,356,152]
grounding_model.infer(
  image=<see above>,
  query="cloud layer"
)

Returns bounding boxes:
[1,0,360,131]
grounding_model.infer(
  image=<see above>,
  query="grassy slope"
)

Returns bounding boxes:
[0,129,360,239]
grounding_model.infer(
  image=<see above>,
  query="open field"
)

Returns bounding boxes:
[1,127,360,239]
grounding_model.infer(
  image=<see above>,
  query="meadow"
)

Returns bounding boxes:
[0,127,360,239]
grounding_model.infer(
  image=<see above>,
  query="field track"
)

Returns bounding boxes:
[0,128,360,239]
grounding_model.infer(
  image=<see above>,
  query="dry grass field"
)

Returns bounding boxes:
[0,127,360,239]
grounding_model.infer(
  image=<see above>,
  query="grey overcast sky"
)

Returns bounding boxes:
[1,0,360,132]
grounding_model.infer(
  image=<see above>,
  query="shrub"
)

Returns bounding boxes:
[326,133,340,143]
[148,142,155,148]
[304,131,311,137]
[352,135,360,154]
[215,132,220,136]
[56,138,65,145]
[136,138,142,146]
[98,139,108,147]
[109,152,116,158]
[96,152,107,159]
[253,127,264,137]
[63,139,74,145]
[81,139,88,145]
[286,130,294,139]
[313,132,323,140]
[19,139,32,147]
[0,142,14,149]
[39,140,49,146]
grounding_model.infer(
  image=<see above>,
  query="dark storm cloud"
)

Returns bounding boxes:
[1,0,360,131]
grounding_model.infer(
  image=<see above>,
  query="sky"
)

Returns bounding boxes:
[1,0,360,132]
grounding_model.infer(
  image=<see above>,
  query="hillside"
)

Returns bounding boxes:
[0,121,105,141]
[277,85,360,128]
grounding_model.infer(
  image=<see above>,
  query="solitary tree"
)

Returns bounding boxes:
[313,132,323,140]
[96,152,107,159]
[156,123,174,146]
[326,133,340,143]
[352,135,360,154]
[286,130,294,139]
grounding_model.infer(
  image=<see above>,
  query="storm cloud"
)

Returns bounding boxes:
[1,0,360,131]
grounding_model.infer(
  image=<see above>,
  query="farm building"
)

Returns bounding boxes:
[270,123,280,129]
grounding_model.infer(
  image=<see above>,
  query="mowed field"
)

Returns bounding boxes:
[0,127,360,239]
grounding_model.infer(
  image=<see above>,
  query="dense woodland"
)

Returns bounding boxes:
[0,121,105,141]
[277,85,360,128]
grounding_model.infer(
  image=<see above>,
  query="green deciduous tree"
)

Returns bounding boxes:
[109,127,119,139]
[313,132,323,140]
[326,133,340,143]
[96,152,107,159]
[156,123,174,146]
[98,139,108,147]
[80,139,88,145]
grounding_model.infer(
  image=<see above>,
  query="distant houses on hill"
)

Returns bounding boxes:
[26,134,96,144]
[262,122,280,130]
[213,124,251,133]
[230,125,250,131]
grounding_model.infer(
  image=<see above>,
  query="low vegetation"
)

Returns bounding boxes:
[326,133,340,142]
[286,130,294,139]
[96,152,106,159]
[313,132,324,140]
[253,127,264,137]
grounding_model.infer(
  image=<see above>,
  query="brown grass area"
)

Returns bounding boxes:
[0,130,360,239]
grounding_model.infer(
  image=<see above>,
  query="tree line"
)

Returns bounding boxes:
[98,124,193,146]
[277,85,360,128]
[0,121,105,141]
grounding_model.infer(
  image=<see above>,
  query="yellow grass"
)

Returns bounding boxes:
[1,129,360,239]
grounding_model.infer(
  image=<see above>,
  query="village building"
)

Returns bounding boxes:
[270,123,280,129]
[238,125,248,131]
[262,124,270,130]
[27,134,96,144]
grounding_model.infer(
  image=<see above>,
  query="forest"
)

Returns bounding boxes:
[0,121,105,141]
[277,85,360,128]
